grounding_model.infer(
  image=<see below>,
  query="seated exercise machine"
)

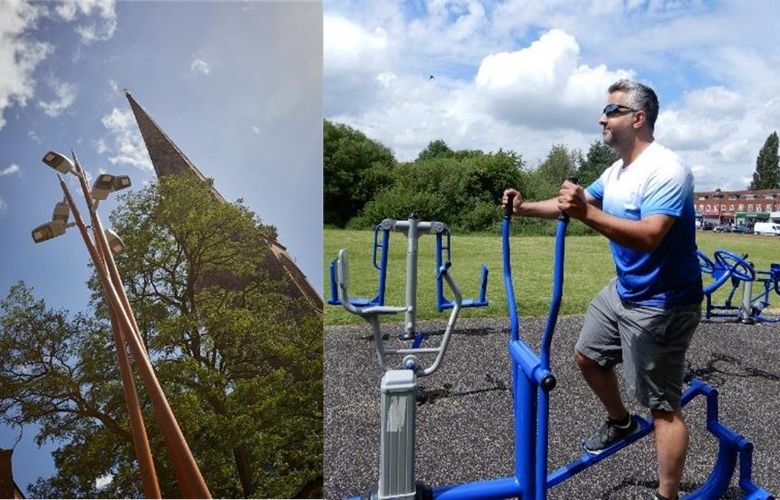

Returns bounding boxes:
[333,206,773,499]
[328,216,488,314]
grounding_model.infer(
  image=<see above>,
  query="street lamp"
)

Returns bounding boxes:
[51,200,70,224]
[30,149,210,498]
[31,220,66,243]
[104,228,126,255]
[41,151,76,174]
[91,174,132,201]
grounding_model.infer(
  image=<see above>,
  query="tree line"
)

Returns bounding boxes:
[324,119,619,235]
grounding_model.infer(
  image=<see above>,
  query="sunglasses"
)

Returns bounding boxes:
[602,103,638,117]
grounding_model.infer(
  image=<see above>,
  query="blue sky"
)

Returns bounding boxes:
[0,0,322,494]
[324,0,780,192]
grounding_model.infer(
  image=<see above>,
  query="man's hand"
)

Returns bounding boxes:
[501,188,523,216]
[557,180,588,220]
[502,188,523,217]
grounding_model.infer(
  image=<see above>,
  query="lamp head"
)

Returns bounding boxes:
[103,228,126,254]
[42,151,76,174]
[51,201,70,224]
[91,174,132,201]
[31,220,66,243]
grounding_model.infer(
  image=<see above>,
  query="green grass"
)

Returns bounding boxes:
[324,228,780,326]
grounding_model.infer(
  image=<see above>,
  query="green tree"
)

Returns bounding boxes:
[535,144,578,186]
[577,140,620,187]
[749,131,779,190]
[324,120,396,226]
[416,139,455,161]
[355,150,525,231]
[1,175,322,498]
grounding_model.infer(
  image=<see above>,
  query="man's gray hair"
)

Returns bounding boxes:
[608,79,659,131]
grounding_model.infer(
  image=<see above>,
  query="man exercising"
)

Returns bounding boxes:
[503,79,702,500]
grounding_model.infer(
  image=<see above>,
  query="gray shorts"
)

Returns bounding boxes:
[576,279,701,412]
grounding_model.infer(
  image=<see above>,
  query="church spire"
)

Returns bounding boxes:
[123,90,322,312]
[124,90,224,201]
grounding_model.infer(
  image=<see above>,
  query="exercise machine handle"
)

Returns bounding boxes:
[558,176,579,221]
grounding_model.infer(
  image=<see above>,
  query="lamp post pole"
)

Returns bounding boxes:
[66,156,211,498]
[56,174,162,498]
[35,149,213,499]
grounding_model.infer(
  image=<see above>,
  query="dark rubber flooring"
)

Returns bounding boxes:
[324,315,780,499]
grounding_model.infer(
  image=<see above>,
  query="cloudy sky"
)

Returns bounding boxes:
[0,0,321,493]
[324,0,780,192]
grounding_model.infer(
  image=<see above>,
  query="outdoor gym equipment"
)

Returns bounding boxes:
[333,207,772,499]
[328,216,488,338]
[699,249,755,321]
[334,214,474,499]
[699,249,780,324]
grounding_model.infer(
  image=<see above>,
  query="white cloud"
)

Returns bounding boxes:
[0,164,20,176]
[683,86,743,116]
[475,29,633,131]
[325,2,780,190]
[0,196,6,217]
[28,130,41,143]
[55,0,118,43]
[99,107,153,170]
[38,77,77,117]
[251,125,260,135]
[0,1,51,130]
[190,58,211,76]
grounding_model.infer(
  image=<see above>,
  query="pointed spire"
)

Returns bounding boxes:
[124,91,223,201]
[123,91,322,312]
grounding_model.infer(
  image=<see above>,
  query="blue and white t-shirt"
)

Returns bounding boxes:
[586,142,703,308]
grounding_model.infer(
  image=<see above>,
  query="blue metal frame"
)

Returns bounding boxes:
[328,224,389,307]
[424,216,772,499]
[746,264,780,323]
[700,249,754,320]
[700,249,780,324]
[436,229,488,311]
[328,222,489,312]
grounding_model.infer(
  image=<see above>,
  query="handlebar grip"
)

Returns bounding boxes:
[504,192,515,220]
[558,177,580,221]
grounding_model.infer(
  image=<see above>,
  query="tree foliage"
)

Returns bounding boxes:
[1,175,322,498]
[324,123,597,235]
[324,120,396,227]
[577,140,620,188]
[750,131,779,190]
[354,149,526,231]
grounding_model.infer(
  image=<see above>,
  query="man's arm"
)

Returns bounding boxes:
[557,181,676,252]
[503,188,602,220]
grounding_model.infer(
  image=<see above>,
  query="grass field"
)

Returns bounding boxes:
[323,227,780,325]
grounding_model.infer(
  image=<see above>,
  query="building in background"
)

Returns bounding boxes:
[695,188,780,227]
[0,450,24,499]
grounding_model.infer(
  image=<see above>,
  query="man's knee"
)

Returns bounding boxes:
[574,349,599,370]
[651,408,685,427]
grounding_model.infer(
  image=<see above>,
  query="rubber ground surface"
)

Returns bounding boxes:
[324,315,779,499]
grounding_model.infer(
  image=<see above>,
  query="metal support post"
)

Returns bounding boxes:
[379,370,418,500]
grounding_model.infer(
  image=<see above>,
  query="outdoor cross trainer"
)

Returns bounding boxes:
[332,204,772,499]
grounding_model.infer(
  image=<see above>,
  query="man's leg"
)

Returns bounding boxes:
[574,350,628,421]
[652,408,688,500]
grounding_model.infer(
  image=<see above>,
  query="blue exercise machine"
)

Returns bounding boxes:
[699,249,780,324]
[332,205,773,498]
